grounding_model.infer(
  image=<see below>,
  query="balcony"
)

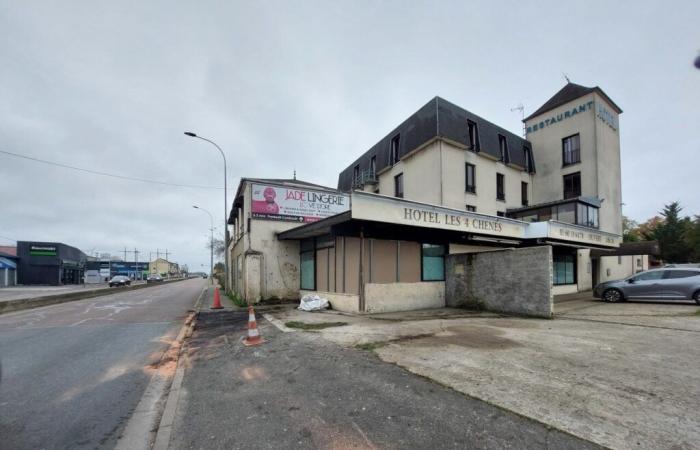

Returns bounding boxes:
[351,169,378,189]
[507,197,600,229]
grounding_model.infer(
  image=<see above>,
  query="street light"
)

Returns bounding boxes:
[193,205,214,285]
[185,132,229,292]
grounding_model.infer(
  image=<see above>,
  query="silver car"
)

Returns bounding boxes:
[593,268,700,304]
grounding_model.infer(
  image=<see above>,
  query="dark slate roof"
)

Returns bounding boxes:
[523,83,622,122]
[337,97,534,191]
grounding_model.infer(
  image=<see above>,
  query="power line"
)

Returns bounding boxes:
[0,149,223,190]
[0,235,17,243]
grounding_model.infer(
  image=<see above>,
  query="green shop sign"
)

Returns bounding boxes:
[30,245,57,256]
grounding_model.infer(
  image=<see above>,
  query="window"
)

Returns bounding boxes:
[563,172,581,199]
[521,182,528,206]
[523,147,532,173]
[421,244,445,281]
[390,135,400,165]
[370,156,376,177]
[553,252,576,285]
[497,211,505,217]
[353,165,360,184]
[465,163,476,193]
[636,258,642,268]
[498,135,507,162]
[632,271,663,281]
[562,134,581,166]
[663,270,699,279]
[556,203,575,223]
[618,255,622,265]
[466,205,476,212]
[496,173,505,201]
[300,239,315,290]
[394,173,404,198]
[467,120,480,151]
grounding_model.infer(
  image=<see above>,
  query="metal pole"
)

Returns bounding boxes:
[193,205,215,285]
[184,133,229,293]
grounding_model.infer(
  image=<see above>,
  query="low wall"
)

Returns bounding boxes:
[445,246,553,318]
[364,282,445,314]
[300,290,359,313]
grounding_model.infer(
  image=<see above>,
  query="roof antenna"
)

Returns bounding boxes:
[563,72,571,83]
[510,103,525,136]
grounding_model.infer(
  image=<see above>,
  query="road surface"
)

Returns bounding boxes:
[0,278,205,450]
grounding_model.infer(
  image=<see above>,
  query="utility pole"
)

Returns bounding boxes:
[156,248,160,260]
[123,246,128,262]
[165,249,169,261]
[134,248,139,280]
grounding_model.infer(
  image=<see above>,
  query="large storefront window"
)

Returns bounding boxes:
[553,252,576,285]
[421,244,445,281]
[300,239,315,290]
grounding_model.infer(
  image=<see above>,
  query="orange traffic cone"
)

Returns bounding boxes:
[211,287,224,310]
[243,305,265,346]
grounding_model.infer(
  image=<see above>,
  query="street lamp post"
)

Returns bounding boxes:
[193,205,214,285]
[184,132,229,292]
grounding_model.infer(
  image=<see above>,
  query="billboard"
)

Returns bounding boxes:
[251,183,349,223]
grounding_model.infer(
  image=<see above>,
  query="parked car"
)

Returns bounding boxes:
[593,268,700,304]
[147,274,163,283]
[202,273,208,279]
[108,275,131,287]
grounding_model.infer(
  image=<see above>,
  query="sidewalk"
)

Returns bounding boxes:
[160,307,598,450]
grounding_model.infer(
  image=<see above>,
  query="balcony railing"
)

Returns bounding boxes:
[352,169,378,189]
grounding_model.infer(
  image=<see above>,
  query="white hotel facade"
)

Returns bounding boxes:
[228,83,646,314]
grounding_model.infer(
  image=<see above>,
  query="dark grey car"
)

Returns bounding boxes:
[593,268,700,304]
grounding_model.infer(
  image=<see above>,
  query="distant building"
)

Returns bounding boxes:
[16,241,87,286]
[0,247,18,287]
[149,258,179,278]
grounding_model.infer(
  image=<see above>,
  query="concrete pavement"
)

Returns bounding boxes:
[165,309,598,450]
[0,278,205,450]
[268,300,700,450]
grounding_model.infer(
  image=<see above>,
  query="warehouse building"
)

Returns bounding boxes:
[16,241,87,286]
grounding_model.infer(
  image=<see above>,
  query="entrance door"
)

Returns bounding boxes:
[592,258,599,287]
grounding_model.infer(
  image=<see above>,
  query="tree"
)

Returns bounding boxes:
[622,215,640,242]
[646,202,692,263]
[213,262,225,274]
[204,237,226,259]
[685,215,700,262]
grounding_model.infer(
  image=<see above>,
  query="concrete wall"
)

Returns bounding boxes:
[577,248,593,292]
[446,246,553,318]
[599,254,648,283]
[229,181,305,302]
[300,289,359,313]
[364,282,445,314]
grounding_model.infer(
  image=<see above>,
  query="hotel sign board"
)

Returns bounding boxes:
[350,192,620,248]
[251,183,349,223]
[351,193,527,239]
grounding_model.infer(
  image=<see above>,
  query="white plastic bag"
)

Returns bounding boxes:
[298,293,329,311]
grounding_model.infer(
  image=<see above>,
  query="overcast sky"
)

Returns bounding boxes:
[1,1,698,270]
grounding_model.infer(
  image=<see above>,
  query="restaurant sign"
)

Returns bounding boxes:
[251,183,349,223]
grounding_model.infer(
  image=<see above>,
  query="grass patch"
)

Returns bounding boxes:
[355,342,384,352]
[225,291,247,308]
[285,321,348,330]
[695,309,700,316]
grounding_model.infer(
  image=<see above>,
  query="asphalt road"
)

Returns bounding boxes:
[169,311,600,450]
[0,278,206,450]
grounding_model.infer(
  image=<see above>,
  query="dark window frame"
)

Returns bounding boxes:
[497,211,506,217]
[553,252,577,285]
[394,173,404,198]
[300,238,316,291]
[563,172,581,199]
[369,155,376,177]
[466,204,476,212]
[498,134,508,162]
[523,147,533,173]
[496,173,505,201]
[467,120,480,151]
[562,134,581,167]
[390,134,401,165]
[465,163,476,193]
[521,181,529,206]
